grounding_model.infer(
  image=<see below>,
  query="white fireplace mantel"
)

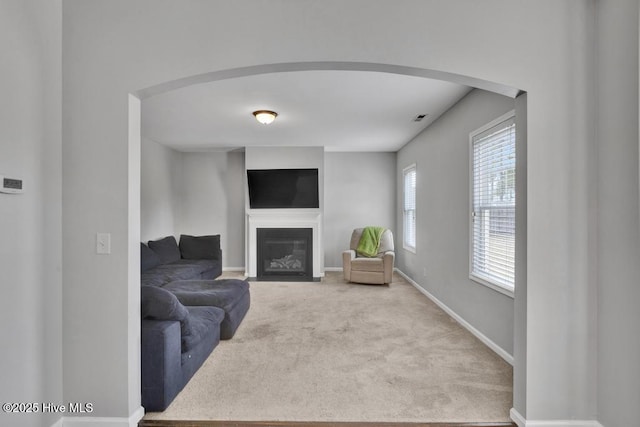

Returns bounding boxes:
[246,209,323,279]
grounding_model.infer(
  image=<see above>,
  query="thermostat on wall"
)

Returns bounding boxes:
[0,175,24,194]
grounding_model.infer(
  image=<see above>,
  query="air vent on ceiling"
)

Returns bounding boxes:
[414,114,429,122]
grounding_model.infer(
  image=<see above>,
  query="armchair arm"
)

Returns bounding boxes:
[382,251,395,284]
[342,249,356,281]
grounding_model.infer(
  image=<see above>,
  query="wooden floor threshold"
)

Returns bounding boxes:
[139,420,516,427]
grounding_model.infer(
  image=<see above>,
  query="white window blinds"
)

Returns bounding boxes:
[471,115,516,291]
[403,165,416,251]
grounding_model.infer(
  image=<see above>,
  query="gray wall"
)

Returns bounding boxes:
[59,1,636,424]
[8,1,640,426]
[178,150,245,268]
[396,89,515,356]
[596,0,640,425]
[140,137,182,241]
[324,152,396,268]
[0,1,62,426]
[141,140,246,268]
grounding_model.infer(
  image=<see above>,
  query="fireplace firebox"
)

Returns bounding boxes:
[257,228,313,281]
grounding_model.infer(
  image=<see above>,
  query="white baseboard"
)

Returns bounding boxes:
[395,268,514,365]
[511,408,527,427]
[510,408,604,427]
[324,266,343,272]
[63,406,144,427]
[222,267,246,272]
[526,422,603,427]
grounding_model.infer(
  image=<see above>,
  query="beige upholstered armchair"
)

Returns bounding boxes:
[342,228,395,285]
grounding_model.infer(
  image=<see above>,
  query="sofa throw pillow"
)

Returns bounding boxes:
[148,236,181,264]
[141,286,193,338]
[140,243,162,272]
[179,234,221,260]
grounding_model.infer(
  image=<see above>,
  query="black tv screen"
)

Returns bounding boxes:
[247,168,319,209]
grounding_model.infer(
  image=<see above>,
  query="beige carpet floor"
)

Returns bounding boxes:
[144,272,512,423]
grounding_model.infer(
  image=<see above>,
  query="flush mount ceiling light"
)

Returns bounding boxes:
[253,110,278,125]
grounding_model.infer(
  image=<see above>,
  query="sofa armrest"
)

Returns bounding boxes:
[342,250,356,281]
[141,319,183,412]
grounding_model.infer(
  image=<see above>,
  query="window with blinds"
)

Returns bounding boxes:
[470,113,516,292]
[403,164,416,252]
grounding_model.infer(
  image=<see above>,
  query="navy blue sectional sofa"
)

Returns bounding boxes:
[140,234,250,412]
[141,234,222,287]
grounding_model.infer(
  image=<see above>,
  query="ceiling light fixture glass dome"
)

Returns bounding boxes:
[253,110,278,125]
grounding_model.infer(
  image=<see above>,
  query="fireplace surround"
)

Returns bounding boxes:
[246,211,323,280]
[257,228,313,281]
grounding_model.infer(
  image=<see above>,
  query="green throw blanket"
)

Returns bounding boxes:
[356,226,386,257]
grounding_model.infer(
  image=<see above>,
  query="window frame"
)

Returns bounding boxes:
[469,111,516,298]
[402,163,417,253]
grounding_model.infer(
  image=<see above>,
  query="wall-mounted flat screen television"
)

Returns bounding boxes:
[247,168,319,209]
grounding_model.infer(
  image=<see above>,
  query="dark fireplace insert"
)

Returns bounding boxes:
[257,228,313,281]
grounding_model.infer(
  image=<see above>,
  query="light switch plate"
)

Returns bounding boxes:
[96,233,111,254]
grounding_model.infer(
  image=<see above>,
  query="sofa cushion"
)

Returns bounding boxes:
[148,236,181,264]
[141,243,162,272]
[141,260,220,287]
[350,256,385,272]
[164,279,250,340]
[179,234,221,260]
[164,279,250,312]
[182,306,224,352]
[141,286,193,339]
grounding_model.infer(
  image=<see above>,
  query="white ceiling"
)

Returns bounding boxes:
[141,70,472,152]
